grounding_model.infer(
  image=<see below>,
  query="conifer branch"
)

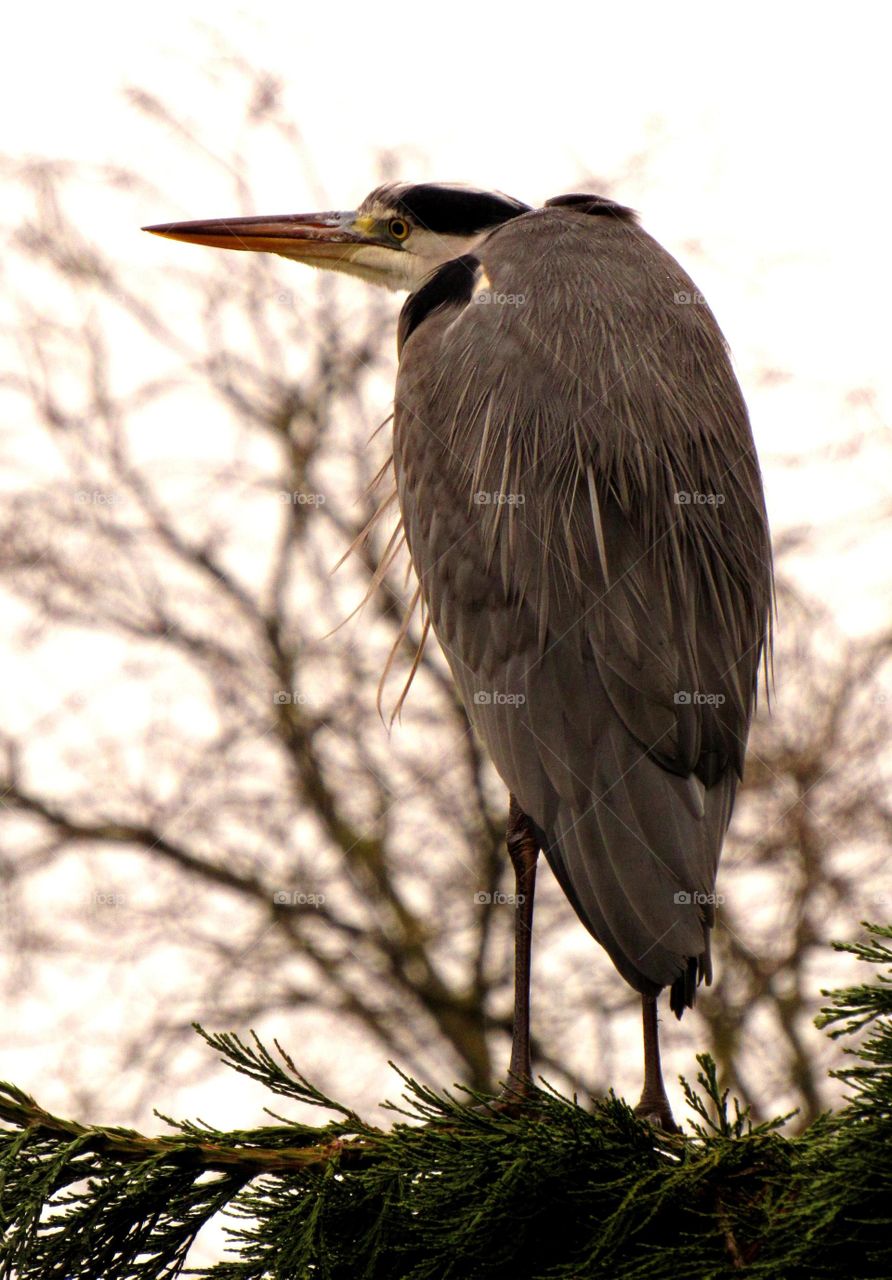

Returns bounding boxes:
[1,926,890,1278]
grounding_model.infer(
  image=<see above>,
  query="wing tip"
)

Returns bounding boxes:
[669,955,700,1019]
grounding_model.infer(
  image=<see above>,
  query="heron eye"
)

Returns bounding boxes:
[388,218,410,241]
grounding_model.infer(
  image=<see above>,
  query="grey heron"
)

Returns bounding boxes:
[145,181,773,1131]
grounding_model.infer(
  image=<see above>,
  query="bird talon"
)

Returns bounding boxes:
[472,1081,542,1119]
[633,1098,682,1134]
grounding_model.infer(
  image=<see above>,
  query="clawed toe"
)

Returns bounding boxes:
[472,1079,542,1118]
[633,1097,681,1134]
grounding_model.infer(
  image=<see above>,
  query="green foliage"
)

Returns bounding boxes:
[2,925,892,1278]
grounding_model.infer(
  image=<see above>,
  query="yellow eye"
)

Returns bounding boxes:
[388,217,410,241]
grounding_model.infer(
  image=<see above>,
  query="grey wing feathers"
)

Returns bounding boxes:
[392,205,772,1005]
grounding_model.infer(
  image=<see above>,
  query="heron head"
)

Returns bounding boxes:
[144,182,530,292]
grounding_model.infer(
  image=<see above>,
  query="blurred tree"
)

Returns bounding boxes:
[0,62,889,1132]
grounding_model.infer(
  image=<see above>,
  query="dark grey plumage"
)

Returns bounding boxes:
[393,198,772,1015]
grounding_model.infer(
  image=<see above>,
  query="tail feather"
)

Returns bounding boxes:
[537,725,734,1013]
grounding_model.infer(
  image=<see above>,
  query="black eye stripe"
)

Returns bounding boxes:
[391,186,530,235]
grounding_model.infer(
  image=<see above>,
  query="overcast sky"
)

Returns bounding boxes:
[4,0,889,627]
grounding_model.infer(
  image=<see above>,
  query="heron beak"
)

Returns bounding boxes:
[142,210,368,265]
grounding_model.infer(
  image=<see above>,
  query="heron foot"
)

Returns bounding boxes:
[472,1074,542,1119]
[635,995,681,1133]
[633,1093,681,1134]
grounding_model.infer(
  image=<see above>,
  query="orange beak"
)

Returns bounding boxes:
[142,210,366,264]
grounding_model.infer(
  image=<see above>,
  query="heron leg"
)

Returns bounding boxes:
[634,995,680,1132]
[503,794,539,1097]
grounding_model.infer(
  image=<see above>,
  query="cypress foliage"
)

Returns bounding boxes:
[2,924,891,1279]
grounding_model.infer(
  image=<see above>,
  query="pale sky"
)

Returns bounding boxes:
[4,0,890,622]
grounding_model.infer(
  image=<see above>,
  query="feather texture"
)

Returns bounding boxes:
[392,204,772,1008]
